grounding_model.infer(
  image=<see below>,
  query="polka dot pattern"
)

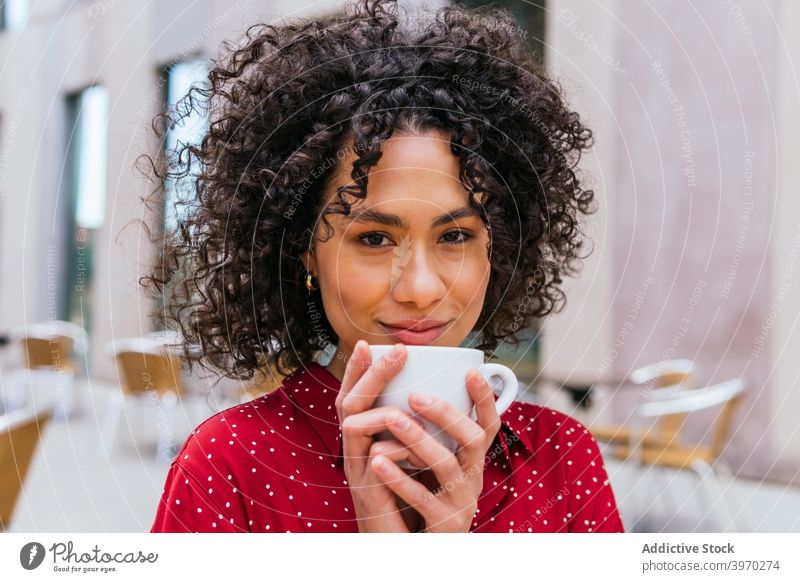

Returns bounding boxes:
[150,362,624,533]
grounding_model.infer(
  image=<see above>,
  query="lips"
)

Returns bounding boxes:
[379,320,449,345]
[382,318,448,331]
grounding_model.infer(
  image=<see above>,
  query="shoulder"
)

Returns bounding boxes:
[173,378,297,478]
[501,400,593,441]
[188,386,292,440]
[500,401,622,529]
[500,401,602,460]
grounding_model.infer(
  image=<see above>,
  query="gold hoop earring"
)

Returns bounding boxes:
[305,272,318,291]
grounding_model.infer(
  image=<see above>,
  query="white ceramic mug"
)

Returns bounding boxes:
[368,344,519,470]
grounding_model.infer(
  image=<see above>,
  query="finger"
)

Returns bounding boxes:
[335,340,372,422]
[408,391,486,466]
[466,369,503,437]
[369,454,448,524]
[369,438,427,471]
[336,340,373,421]
[383,410,463,489]
[341,406,422,472]
[353,439,425,502]
[339,343,406,417]
[339,340,371,402]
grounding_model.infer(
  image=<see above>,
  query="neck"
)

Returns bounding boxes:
[324,344,351,382]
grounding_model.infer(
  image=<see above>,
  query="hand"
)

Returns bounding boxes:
[337,339,429,532]
[368,368,502,533]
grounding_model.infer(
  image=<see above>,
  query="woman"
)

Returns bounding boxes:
[146,0,623,533]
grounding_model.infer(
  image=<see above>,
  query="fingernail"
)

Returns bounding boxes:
[390,343,405,358]
[411,393,431,406]
[373,456,390,474]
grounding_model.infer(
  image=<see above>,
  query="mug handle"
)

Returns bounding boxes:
[478,363,519,415]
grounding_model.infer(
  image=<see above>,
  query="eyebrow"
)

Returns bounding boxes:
[345,206,481,229]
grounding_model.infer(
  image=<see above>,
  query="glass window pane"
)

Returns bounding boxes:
[62,85,109,332]
[164,58,209,232]
[1,0,29,30]
[74,85,109,229]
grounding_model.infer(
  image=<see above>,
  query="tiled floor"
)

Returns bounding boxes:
[4,377,800,532]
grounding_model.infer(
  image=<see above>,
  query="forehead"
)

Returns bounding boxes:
[324,129,471,211]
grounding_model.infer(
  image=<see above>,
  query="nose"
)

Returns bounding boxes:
[389,239,448,309]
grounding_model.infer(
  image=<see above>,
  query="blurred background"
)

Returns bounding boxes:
[1,0,799,533]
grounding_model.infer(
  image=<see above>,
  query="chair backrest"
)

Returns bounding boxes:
[20,336,75,370]
[629,359,696,439]
[144,329,183,346]
[636,377,747,459]
[629,359,695,388]
[11,321,88,373]
[108,336,169,357]
[0,406,53,529]
[11,321,88,349]
[115,351,186,396]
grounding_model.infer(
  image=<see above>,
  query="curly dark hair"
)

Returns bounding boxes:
[139,0,596,381]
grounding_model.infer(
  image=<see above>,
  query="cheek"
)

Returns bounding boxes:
[444,251,491,318]
[322,258,386,318]
[453,250,491,292]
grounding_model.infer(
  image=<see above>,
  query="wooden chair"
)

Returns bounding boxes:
[590,359,696,452]
[96,337,187,462]
[6,321,88,420]
[624,377,748,532]
[0,406,54,530]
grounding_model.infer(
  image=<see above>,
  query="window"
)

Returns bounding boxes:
[73,86,109,230]
[0,0,28,31]
[63,85,109,331]
[152,58,209,330]
[162,58,209,233]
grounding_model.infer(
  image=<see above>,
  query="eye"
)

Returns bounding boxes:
[357,232,393,248]
[357,229,475,248]
[440,229,474,245]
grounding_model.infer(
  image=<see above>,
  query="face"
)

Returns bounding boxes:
[302,129,492,379]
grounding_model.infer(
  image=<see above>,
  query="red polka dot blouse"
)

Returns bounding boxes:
[151,361,624,533]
